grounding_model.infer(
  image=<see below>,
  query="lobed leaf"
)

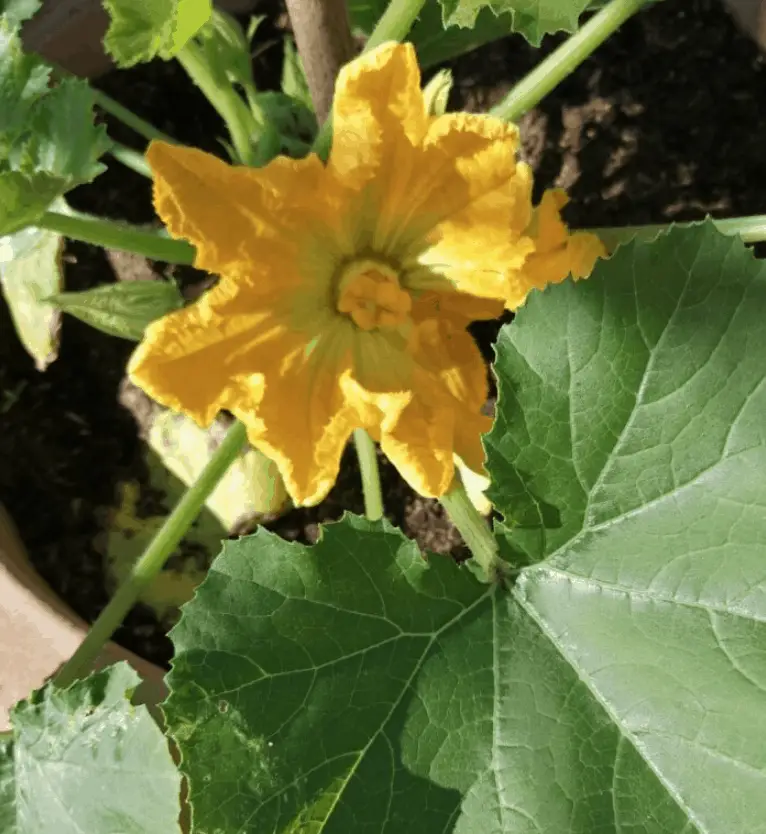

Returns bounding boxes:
[0,664,181,833]
[349,0,602,62]
[0,16,108,235]
[102,0,212,68]
[0,0,40,27]
[165,222,766,832]
[48,279,184,340]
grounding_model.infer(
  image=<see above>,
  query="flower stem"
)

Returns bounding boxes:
[353,429,384,521]
[176,41,258,166]
[107,142,152,179]
[93,90,177,145]
[491,0,648,122]
[441,476,505,583]
[36,210,196,265]
[54,422,248,689]
[588,214,766,250]
[365,0,428,51]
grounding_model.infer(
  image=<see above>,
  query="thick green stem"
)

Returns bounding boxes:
[365,0,428,51]
[107,142,152,179]
[441,476,505,583]
[36,210,196,265]
[176,41,258,166]
[55,422,248,689]
[491,0,648,122]
[93,90,176,145]
[588,214,766,250]
[353,429,384,521]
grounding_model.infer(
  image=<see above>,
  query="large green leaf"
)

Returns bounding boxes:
[0,16,108,235]
[485,222,766,828]
[0,663,181,833]
[164,223,766,832]
[103,0,212,67]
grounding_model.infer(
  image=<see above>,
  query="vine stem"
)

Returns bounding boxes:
[353,429,384,521]
[92,89,176,145]
[54,422,248,689]
[440,475,505,584]
[36,210,196,265]
[107,142,152,179]
[588,214,766,249]
[491,0,649,122]
[176,42,258,166]
[365,0,428,51]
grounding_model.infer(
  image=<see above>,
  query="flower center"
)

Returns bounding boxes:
[336,259,412,331]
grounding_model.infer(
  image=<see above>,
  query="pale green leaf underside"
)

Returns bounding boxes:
[0,663,181,833]
[103,0,212,67]
[0,224,62,370]
[166,224,766,832]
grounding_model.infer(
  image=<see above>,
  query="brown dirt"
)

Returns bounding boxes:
[1,0,764,666]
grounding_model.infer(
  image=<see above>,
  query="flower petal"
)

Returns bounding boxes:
[147,141,331,276]
[411,160,535,303]
[128,282,306,428]
[329,42,428,193]
[506,188,608,309]
[229,324,364,506]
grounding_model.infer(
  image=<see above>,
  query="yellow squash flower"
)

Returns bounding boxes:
[128,42,535,506]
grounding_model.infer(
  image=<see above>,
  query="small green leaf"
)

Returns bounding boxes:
[439,0,592,43]
[102,0,212,67]
[0,223,63,370]
[0,664,181,833]
[281,37,312,111]
[0,17,108,234]
[49,279,184,340]
[0,0,40,26]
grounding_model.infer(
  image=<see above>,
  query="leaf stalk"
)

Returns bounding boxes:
[441,476,506,584]
[54,421,248,688]
[491,0,649,122]
[353,429,384,521]
[36,210,196,265]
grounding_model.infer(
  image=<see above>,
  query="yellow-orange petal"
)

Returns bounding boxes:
[128,281,306,428]
[329,42,428,195]
[228,324,364,506]
[505,188,607,309]
[373,112,523,261]
[146,141,331,277]
[412,161,535,303]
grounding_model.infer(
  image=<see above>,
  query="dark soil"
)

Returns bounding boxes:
[1,0,765,667]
